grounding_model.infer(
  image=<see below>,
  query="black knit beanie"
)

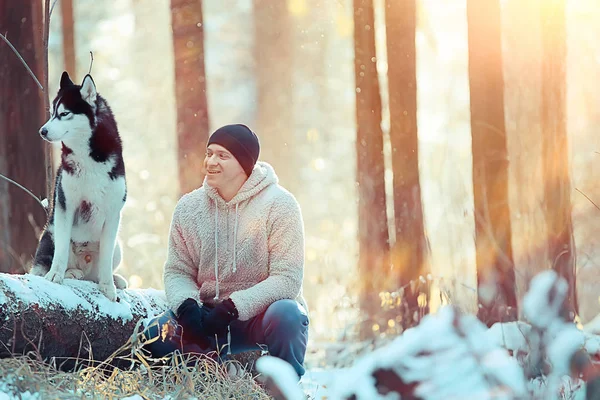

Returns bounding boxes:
[207,124,260,177]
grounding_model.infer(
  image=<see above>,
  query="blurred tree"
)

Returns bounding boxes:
[38,0,54,199]
[501,0,547,311]
[0,0,47,273]
[170,0,209,195]
[61,0,76,77]
[291,0,329,193]
[466,0,517,325]
[540,0,577,320]
[253,0,296,192]
[353,0,390,338]
[385,0,429,327]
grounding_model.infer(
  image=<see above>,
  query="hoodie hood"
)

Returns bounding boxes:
[203,161,278,206]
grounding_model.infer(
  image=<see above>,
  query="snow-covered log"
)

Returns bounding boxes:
[0,273,168,369]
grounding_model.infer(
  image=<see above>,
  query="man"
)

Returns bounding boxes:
[143,124,309,378]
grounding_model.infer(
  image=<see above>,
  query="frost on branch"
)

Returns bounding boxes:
[262,306,527,400]
[264,270,600,400]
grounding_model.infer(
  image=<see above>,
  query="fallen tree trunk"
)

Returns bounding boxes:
[0,272,168,369]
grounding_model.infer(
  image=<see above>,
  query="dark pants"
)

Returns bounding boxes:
[141,299,309,377]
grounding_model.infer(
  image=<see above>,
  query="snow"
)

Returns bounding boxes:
[523,270,568,329]
[548,327,585,375]
[0,377,40,399]
[266,306,528,400]
[256,356,305,400]
[0,273,167,322]
[283,271,600,400]
[485,321,532,354]
[0,392,38,400]
[1,269,599,399]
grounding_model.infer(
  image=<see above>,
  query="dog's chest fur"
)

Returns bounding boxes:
[58,153,125,243]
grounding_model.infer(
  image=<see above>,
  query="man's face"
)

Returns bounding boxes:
[204,144,247,190]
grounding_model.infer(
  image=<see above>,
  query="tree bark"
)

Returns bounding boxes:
[0,0,48,274]
[540,0,577,321]
[0,273,168,370]
[466,0,518,325]
[171,0,210,196]
[353,0,390,338]
[61,0,76,77]
[39,0,55,200]
[385,0,428,326]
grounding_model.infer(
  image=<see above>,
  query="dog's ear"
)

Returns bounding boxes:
[60,71,74,89]
[80,75,97,106]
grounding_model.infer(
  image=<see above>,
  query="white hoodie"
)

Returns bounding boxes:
[163,161,308,321]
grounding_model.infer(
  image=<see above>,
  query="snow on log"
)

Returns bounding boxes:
[0,272,168,368]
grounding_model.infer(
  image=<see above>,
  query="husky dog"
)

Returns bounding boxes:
[30,71,128,301]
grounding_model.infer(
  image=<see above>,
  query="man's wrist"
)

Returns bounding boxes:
[223,298,239,320]
[177,298,199,318]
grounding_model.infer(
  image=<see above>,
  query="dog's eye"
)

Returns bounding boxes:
[59,112,70,117]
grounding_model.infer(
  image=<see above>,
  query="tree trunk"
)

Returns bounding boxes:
[501,0,547,316]
[466,0,517,325]
[170,0,210,196]
[0,0,48,274]
[61,0,76,77]
[0,273,168,370]
[384,0,428,327]
[38,0,54,200]
[540,0,577,321]
[353,0,390,338]
[253,0,296,192]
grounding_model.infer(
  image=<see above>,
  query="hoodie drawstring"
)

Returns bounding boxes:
[227,205,239,354]
[227,325,232,355]
[232,203,238,273]
[213,201,239,354]
[214,204,220,300]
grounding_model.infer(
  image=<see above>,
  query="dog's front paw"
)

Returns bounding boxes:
[98,281,118,302]
[45,269,64,284]
[65,269,85,280]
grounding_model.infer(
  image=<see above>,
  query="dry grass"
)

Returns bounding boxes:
[0,355,272,399]
[0,325,272,400]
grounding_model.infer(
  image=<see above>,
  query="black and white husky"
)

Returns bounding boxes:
[30,71,127,301]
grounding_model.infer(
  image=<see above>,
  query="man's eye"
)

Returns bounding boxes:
[60,112,70,117]
[220,154,228,159]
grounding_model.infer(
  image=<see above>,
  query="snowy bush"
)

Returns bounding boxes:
[258,270,600,400]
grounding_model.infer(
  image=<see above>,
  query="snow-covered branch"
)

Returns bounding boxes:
[260,270,600,400]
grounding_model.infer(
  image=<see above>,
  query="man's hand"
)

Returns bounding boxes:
[176,298,210,348]
[203,298,239,337]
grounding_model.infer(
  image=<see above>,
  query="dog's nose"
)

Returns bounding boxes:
[40,127,48,137]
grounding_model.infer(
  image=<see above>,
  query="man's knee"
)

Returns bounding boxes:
[141,310,182,357]
[264,299,309,333]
